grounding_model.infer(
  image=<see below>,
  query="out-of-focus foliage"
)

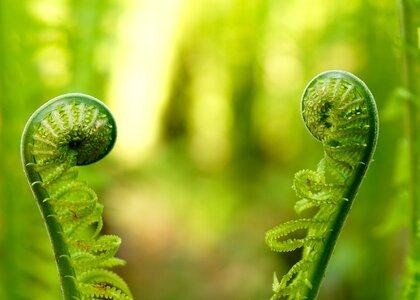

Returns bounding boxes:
[0,0,407,299]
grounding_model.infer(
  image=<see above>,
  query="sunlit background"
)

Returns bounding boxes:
[0,0,408,299]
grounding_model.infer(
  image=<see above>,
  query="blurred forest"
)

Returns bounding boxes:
[0,0,414,299]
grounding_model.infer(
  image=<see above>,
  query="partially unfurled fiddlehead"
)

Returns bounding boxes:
[21,93,133,299]
[266,71,379,299]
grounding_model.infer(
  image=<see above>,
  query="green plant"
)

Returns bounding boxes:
[21,93,133,299]
[265,70,379,300]
[398,0,420,298]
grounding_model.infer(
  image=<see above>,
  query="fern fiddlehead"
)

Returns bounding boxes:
[21,93,133,300]
[266,70,379,299]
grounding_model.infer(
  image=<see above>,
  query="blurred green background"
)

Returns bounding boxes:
[0,0,410,299]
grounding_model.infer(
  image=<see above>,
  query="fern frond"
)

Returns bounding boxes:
[70,235,123,271]
[266,71,378,299]
[21,94,133,299]
[78,269,133,299]
[265,219,324,252]
[272,259,312,299]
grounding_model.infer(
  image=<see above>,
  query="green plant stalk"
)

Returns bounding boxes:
[302,73,378,299]
[266,71,378,300]
[398,0,420,298]
[303,140,377,299]
[398,0,419,244]
[25,178,80,299]
[20,95,110,299]
[21,93,132,299]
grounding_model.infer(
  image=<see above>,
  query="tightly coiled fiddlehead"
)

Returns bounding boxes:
[265,71,379,299]
[21,93,133,300]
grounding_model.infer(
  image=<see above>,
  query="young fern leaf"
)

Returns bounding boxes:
[266,71,379,300]
[21,93,133,300]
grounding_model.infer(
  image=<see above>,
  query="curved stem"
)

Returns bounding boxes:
[22,129,81,300]
[30,180,80,300]
[304,149,376,299]
[266,71,378,300]
[303,75,379,299]
[20,93,124,300]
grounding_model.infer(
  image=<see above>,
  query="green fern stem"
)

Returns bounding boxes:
[28,179,79,299]
[398,0,420,298]
[21,93,132,300]
[266,71,378,299]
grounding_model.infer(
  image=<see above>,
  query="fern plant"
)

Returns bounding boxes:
[21,93,133,300]
[266,70,379,299]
